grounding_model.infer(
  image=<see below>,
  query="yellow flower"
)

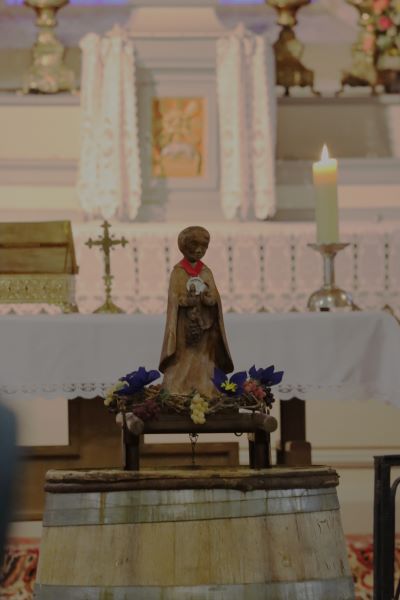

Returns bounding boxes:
[221,381,237,393]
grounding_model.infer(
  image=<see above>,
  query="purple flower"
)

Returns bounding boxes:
[212,367,247,397]
[116,366,160,396]
[249,365,283,387]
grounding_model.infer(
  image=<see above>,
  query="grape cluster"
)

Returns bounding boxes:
[132,398,160,421]
[190,393,209,424]
[264,388,276,409]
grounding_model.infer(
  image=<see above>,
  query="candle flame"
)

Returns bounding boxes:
[321,144,330,162]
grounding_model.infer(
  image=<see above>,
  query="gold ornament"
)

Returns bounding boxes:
[0,220,78,313]
[85,221,128,314]
[337,0,379,95]
[267,0,319,96]
[22,0,75,94]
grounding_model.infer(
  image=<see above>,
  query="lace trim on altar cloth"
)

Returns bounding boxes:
[277,383,392,404]
[0,382,114,400]
[0,381,392,405]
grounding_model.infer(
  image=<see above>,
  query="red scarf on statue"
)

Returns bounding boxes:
[179,258,204,277]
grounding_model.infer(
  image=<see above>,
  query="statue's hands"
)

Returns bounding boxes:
[200,288,216,306]
[179,294,197,307]
[186,295,198,307]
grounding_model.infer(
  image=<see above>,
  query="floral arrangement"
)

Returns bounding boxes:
[371,0,400,65]
[105,365,283,428]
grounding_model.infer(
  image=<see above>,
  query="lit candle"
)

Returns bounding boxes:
[312,144,339,244]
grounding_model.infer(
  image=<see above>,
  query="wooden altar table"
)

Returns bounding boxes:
[1,310,399,454]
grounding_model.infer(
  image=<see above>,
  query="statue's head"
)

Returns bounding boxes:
[178,226,210,263]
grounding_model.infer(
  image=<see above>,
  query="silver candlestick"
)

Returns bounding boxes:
[307,243,355,311]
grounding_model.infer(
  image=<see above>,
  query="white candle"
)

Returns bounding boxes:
[312,144,339,244]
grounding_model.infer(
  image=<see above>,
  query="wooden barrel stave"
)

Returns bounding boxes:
[35,468,355,600]
[37,511,350,585]
[43,487,340,526]
[36,579,354,599]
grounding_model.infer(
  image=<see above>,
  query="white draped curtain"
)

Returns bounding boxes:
[77,26,142,220]
[216,25,277,220]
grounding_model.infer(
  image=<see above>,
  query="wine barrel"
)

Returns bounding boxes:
[35,467,355,599]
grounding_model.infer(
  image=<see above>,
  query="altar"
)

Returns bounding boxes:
[2,311,399,406]
[3,309,400,508]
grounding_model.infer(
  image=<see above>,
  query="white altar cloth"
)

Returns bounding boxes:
[1,311,399,407]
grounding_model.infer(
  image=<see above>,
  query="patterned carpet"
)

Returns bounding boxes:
[346,535,375,600]
[0,539,39,600]
[0,535,398,599]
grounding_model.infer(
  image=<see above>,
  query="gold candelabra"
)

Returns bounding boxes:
[85,221,128,314]
[266,0,319,96]
[22,0,75,94]
[307,243,356,311]
[337,0,379,95]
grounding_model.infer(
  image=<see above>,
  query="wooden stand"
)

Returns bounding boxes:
[123,413,273,471]
[276,398,312,466]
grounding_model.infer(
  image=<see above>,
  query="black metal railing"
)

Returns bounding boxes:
[374,455,400,600]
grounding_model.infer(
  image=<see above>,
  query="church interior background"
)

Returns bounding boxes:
[1,0,400,598]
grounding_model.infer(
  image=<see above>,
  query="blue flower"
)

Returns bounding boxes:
[212,367,247,397]
[116,367,160,396]
[249,365,283,387]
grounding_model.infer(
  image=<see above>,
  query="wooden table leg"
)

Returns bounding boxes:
[123,429,140,471]
[248,434,255,468]
[253,430,271,469]
[276,397,312,466]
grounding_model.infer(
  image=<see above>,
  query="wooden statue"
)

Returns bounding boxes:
[159,226,233,398]
[106,225,281,470]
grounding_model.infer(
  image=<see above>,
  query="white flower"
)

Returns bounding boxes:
[104,380,127,406]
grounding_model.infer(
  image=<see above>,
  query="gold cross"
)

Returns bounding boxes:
[85,221,128,314]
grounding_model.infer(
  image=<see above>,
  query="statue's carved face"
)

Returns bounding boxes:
[182,231,209,263]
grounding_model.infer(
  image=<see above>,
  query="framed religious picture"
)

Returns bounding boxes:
[152,97,205,179]
[138,77,219,193]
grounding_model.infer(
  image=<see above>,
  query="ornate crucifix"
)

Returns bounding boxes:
[86,221,128,314]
